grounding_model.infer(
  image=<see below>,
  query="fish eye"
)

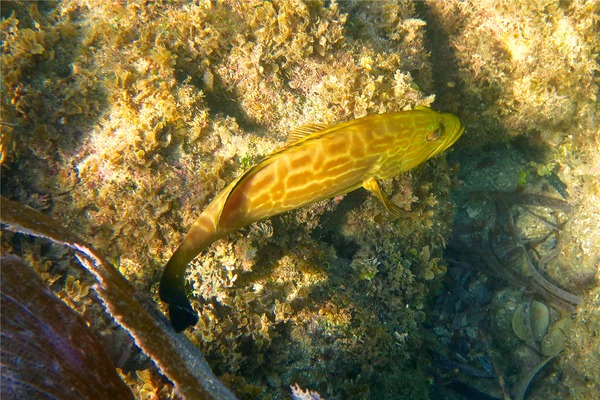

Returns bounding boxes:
[426,127,441,141]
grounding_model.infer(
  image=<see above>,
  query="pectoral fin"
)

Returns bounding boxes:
[363,178,403,218]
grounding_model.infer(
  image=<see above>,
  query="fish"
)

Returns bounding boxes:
[159,106,464,331]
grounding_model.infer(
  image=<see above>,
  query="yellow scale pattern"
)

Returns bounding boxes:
[160,106,464,331]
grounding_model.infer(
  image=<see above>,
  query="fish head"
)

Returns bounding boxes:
[400,108,464,169]
[423,110,464,160]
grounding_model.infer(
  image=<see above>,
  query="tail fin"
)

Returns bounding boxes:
[159,258,199,332]
[158,197,225,331]
[168,301,198,333]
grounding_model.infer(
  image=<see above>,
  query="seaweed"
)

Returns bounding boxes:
[428,185,585,399]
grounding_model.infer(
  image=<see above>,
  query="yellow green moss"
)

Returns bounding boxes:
[7,1,596,399]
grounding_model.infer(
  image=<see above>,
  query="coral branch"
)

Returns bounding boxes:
[0,196,237,400]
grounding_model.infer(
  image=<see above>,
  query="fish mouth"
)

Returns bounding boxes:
[427,115,465,159]
[447,117,465,147]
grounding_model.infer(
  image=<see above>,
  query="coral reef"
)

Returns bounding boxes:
[2,0,598,399]
[1,1,451,398]
[423,0,599,398]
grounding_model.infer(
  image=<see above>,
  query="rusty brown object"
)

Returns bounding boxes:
[0,196,237,400]
[1,254,135,400]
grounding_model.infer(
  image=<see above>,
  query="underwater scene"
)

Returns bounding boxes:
[1,1,598,399]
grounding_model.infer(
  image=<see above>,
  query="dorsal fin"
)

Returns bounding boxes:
[288,123,328,143]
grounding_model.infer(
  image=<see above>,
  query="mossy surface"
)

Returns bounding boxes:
[1,1,446,398]
[423,1,599,399]
[2,1,598,399]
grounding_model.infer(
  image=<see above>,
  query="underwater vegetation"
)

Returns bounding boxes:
[433,137,599,399]
[439,184,578,399]
[1,0,599,399]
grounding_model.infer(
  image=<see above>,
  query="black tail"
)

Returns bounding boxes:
[167,301,199,333]
[159,262,199,332]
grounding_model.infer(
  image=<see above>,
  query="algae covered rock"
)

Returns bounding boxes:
[2,1,454,398]
[3,0,597,399]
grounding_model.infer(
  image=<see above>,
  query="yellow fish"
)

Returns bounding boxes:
[160,106,464,331]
